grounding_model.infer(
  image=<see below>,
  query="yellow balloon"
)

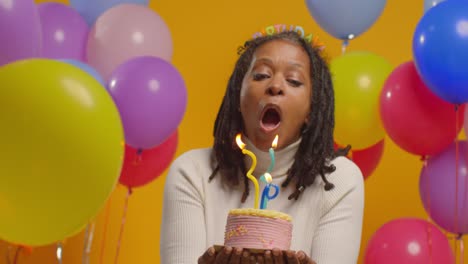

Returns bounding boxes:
[331,51,393,149]
[0,59,124,246]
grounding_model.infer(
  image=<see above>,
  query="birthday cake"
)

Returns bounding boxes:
[223,208,293,250]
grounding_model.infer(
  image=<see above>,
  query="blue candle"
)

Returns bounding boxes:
[260,173,279,209]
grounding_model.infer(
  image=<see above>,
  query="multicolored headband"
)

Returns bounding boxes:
[238,24,326,55]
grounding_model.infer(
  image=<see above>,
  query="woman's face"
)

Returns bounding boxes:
[240,39,312,151]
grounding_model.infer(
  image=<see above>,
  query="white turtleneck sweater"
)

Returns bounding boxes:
[160,139,364,264]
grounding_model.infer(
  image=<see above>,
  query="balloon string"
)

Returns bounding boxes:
[455,104,460,237]
[82,222,96,264]
[422,157,433,264]
[455,104,460,262]
[56,242,63,264]
[341,40,349,55]
[463,110,468,264]
[114,188,132,264]
[422,156,430,219]
[5,245,10,264]
[13,246,21,264]
[99,196,113,264]
[459,235,464,264]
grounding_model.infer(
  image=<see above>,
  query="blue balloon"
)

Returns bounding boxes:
[69,0,149,26]
[305,0,386,40]
[413,0,468,104]
[60,59,105,85]
[424,0,446,13]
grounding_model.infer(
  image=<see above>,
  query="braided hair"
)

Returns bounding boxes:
[209,31,350,202]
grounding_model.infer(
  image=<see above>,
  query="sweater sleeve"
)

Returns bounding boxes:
[160,150,207,264]
[310,157,365,264]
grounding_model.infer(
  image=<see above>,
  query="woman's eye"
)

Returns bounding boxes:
[288,79,303,87]
[253,73,269,81]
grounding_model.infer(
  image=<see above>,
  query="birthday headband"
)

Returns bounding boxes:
[238,24,326,55]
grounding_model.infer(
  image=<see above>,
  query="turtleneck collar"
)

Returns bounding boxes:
[242,136,301,178]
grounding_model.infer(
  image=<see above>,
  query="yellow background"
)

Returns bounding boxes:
[1,0,465,263]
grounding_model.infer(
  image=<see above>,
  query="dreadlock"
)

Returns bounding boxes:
[210,31,350,202]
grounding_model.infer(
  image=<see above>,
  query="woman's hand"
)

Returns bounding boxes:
[284,250,316,264]
[198,246,253,264]
[255,249,316,264]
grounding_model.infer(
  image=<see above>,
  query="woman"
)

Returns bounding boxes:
[160,25,364,264]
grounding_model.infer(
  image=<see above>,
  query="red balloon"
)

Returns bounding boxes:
[365,218,454,264]
[335,140,384,180]
[119,131,178,188]
[380,61,464,156]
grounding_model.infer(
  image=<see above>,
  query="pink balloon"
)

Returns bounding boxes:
[86,4,172,80]
[365,218,454,264]
[380,61,464,156]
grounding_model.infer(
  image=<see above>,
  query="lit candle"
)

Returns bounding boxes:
[267,135,278,173]
[260,173,279,209]
[236,134,260,209]
[260,135,280,209]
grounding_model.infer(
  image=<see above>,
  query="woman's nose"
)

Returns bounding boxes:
[266,77,284,96]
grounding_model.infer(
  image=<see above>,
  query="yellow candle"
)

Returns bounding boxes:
[236,134,260,209]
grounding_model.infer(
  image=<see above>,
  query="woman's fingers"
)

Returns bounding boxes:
[297,251,316,264]
[272,248,284,264]
[241,251,251,264]
[198,247,216,264]
[228,248,243,264]
[264,250,273,264]
[285,250,299,264]
[214,246,232,264]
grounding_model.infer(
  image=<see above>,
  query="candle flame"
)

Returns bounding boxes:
[272,135,279,149]
[264,173,273,183]
[236,133,245,149]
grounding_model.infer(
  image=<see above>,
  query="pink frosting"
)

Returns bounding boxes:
[224,214,292,250]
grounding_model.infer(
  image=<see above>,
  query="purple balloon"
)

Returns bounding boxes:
[419,140,468,234]
[0,0,42,66]
[108,56,187,149]
[38,3,88,61]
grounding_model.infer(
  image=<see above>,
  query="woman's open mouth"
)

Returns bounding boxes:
[260,105,281,132]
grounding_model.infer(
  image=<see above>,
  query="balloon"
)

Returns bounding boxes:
[0,59,124,246]
[108,56,187,149]
[331,51,393,149]
[305,0,386,40]
[60,59,104,84]
[87,4,173,80]
[419,140,468,234]
[365,218,454,264]
[380,61,464,156]
[413,0,468,104]
[334,140,385,180]
[0,0,41,66]
[424,0,446,12]
[37,3,88,61]
[351,140,384,180]
[119,131,178,188]
[70,0,149,26]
